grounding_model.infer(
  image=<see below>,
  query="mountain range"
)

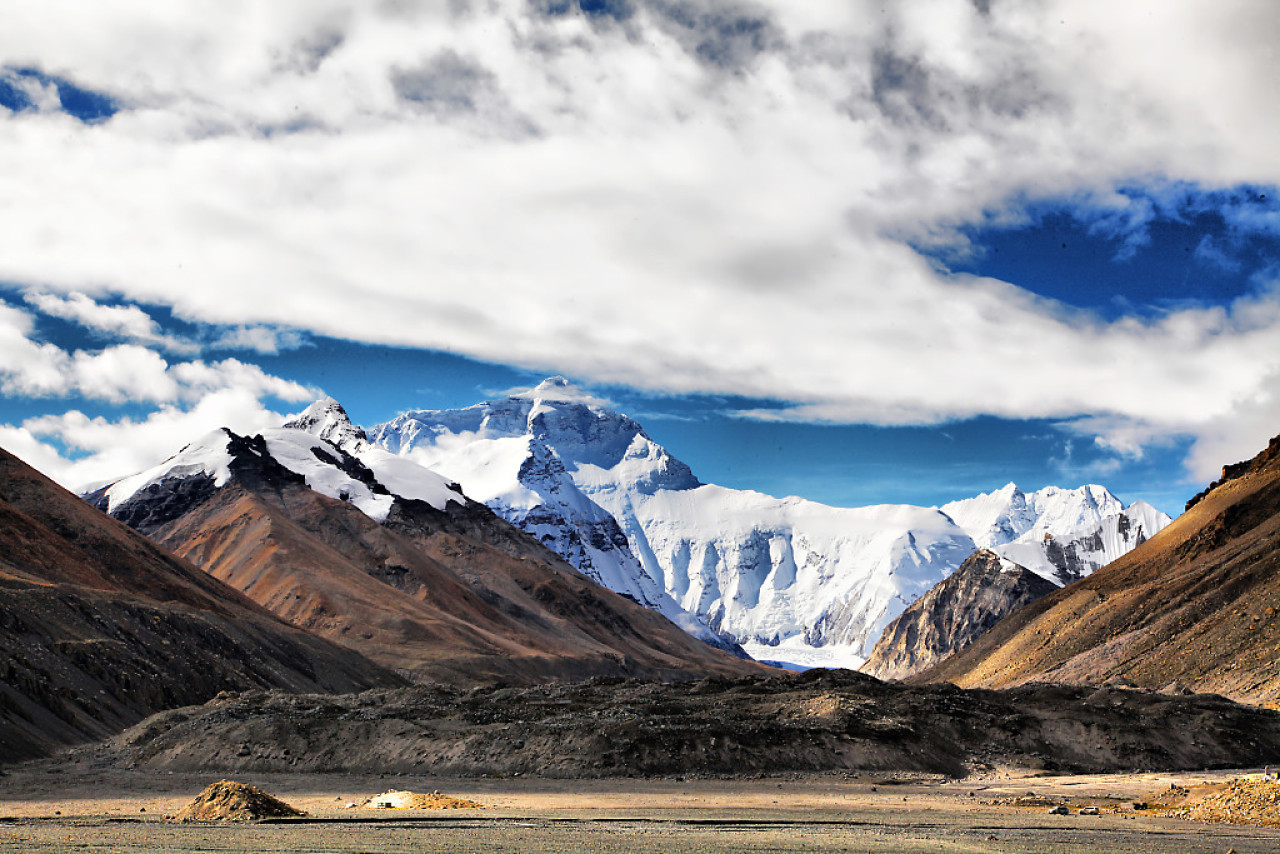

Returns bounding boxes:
[364,378,1170,669]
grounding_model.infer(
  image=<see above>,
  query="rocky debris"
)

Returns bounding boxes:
[173,780,305,822]
[361,790,483,810]
[1159,777,1280,827]
[75,670,1280,779]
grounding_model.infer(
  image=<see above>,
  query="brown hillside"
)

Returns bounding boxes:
[918,433,1280,703]
[0,447,400,765]
[135,448,763,686]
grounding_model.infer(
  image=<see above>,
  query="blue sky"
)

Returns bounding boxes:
[2,1,1279,518]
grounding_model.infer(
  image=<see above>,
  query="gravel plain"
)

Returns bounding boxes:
[2,766,1279,853]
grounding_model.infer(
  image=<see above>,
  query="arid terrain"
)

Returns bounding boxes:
[920,433,1280,703]
[3,765,1280,853]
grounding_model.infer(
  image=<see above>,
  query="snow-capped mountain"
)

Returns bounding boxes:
[99,420,464,529]
[940,483,1171,586]
[370,378,980,668]
[353,389,733,652]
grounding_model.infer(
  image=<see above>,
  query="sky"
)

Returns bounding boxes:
[2,0,1279,518]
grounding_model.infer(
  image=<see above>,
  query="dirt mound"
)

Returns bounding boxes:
[173,780,306,822]
[362,790,483,810]
[1162,777,1280,827]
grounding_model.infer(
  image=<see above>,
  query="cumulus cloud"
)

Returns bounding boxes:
[0,302,314,405]
[2,388,302,492]
[0,0,1278,481]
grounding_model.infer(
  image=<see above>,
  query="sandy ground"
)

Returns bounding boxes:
[2,766,1278,853]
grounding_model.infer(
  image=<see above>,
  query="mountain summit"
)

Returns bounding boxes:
[372,382,978,668]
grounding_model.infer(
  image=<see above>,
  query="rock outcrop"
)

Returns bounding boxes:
[862,550,1058,680]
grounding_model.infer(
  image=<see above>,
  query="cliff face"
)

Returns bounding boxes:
[861,550,1057,681]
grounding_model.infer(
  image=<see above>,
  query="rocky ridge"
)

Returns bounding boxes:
[861,550,1059,680]
[77,671,1280,779]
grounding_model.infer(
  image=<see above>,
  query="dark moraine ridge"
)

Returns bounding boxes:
[77,670,1280,779]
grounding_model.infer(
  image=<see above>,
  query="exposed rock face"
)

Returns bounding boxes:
[862,550,1058,680]
[90,426,764,686]
[0,446,399,765]
[918,430,1280,705]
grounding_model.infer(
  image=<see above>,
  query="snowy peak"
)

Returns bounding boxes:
[98,427,397,523]
[369,379,700,493]
[940,482,1127,550]
[284,397,369,450]
[941,482,1171,586]
[96,414,466,533]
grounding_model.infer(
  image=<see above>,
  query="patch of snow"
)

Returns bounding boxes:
[102,429,235,512]
[261,430,395,522]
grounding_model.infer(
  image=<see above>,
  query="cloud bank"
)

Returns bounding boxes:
[1,0,1278,483]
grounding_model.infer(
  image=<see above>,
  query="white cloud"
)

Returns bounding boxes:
[210,325,307,354]
[6,388,300,493]
[23,291,197,354]
[0,303,314,406]
[0,1,1278,480]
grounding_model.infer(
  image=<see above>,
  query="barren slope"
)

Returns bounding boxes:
[0,447,399,765]
[918,433,1280,703]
